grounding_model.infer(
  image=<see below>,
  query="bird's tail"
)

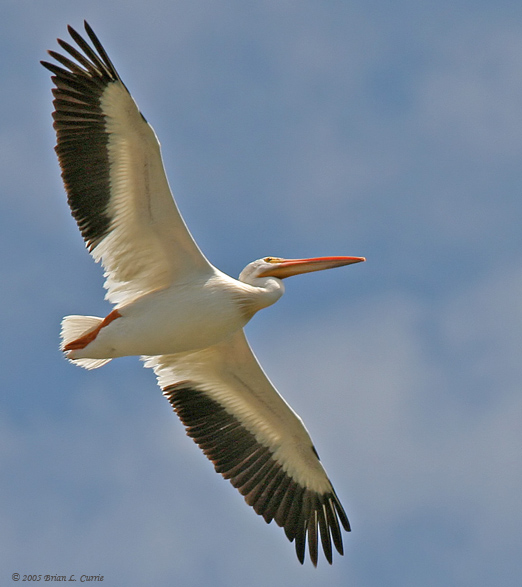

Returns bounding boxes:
[60,315,112,370]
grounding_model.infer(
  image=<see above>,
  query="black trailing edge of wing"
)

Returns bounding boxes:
[41,21,123,252]
[163,383,351,566]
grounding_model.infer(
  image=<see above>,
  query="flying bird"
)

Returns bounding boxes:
[42,22,365,566]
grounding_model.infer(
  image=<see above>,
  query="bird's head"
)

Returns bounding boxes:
[239,255,365,284]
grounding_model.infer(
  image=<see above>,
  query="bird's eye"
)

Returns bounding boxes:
[263,257,279,263]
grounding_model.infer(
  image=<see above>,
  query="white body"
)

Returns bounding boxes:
[67,268,278,360]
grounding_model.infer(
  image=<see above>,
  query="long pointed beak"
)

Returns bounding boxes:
[260,255,365,279]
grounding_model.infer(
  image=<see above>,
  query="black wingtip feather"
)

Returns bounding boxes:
[318,502,333,564]
[83,21,120,81]
[308,506,319,567]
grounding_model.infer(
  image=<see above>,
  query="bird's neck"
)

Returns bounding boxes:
[239,276,285,316]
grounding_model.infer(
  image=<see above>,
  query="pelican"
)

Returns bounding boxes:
[42,22,365,566]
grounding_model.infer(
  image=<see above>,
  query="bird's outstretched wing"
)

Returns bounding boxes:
[144,330,350,565]
[42,22,211,305]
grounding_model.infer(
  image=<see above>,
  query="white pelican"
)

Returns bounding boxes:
[42,22,365,566]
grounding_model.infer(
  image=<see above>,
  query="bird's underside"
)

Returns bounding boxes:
[41,21,362,566]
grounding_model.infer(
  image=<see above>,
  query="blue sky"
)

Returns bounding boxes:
[2,1,522,585]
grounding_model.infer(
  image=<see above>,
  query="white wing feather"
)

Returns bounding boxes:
[144,330,333,494]
[94,82,211,305]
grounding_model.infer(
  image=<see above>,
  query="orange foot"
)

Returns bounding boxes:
[64,309,121,351]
